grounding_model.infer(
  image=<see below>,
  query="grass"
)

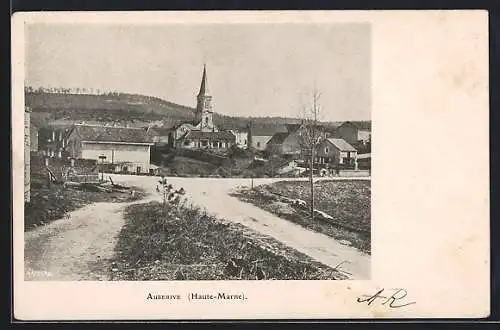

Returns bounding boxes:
[232,180,371,254]
[108,201,348,280]
[158,152,296,179]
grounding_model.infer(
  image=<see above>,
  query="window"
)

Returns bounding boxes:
[205,117,209,125]
[257,142,261,148]
[136,166,141,173]
[244,139,247,144]
[325,147,329,154]
[184,140,191,146]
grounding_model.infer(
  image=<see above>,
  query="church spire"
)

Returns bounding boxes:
[198,64,209,96]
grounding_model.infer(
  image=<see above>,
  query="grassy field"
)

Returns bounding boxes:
[108,201,348,280]
[233,180,371,254]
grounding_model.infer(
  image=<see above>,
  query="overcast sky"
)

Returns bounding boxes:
[25,23,371,121]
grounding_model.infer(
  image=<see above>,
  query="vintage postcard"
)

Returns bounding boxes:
[12,10,489,320]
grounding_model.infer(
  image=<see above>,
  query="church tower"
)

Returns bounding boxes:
[195,65,215,132]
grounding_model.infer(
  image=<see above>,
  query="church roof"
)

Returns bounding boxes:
[198,65,209,96]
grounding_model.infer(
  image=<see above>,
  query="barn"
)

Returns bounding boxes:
[66,124,154,174]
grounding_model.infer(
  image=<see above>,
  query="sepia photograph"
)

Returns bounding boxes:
[12,11,489,320]
[23,21,371,281]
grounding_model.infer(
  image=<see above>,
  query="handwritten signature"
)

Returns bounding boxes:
[357,288,416,308]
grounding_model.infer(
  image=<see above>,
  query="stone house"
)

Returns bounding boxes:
[316,138,358,168]
[66,124,154,174]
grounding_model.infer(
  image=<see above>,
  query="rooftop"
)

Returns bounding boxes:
[183,130,236,141]
[326,138,357,152]
[267,132,291,145]
[70,124,152,144]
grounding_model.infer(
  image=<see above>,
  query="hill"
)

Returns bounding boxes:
[25,91,367,130]
[26,91,194,128]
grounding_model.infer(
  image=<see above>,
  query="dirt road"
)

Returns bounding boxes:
[24,193,158,281]
[24,175,370,280]
[109,175,371,279]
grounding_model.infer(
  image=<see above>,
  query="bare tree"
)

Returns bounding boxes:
[298,88,323,222]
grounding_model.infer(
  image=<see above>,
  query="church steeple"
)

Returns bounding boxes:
[198,64,209,96]
[195,64,215,131]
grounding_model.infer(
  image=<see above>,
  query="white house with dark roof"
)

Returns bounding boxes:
[316,138,358,168]
[66,123,154,174]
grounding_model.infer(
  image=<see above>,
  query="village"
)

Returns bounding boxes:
[24,66,371,193]
[24,65,371,281]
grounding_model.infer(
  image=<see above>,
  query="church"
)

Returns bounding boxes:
[171,65,236,151]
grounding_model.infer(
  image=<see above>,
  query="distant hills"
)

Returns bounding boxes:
[25,91,369,130]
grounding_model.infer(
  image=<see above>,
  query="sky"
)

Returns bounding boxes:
[25,23,371,121]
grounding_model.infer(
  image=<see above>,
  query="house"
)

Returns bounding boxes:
[66,123,154,174]
[248,124,288,151]
[173,65,236,152]
[266,124,303,157]
[316,138,358,168]
[266,123,328,158]
[175,130,235,150]
[333,121,371,146]
[24,107,30,202]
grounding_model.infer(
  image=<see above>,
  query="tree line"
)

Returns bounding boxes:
[25,86,132,97]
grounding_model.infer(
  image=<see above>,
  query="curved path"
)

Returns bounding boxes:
[24,175,370,280]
